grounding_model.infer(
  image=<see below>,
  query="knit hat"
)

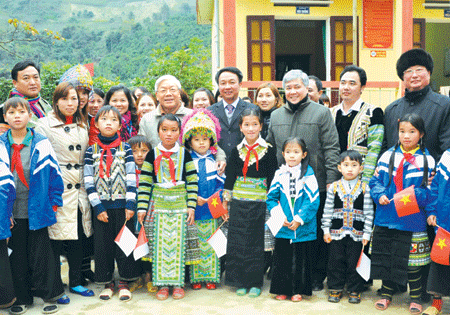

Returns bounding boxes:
[59,64,93,91]
[396,49,433,80]
[180,109,221,154]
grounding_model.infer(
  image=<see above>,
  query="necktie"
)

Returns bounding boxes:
[242,144,259,181]
[154,151,176,185]
[394,152,420,192]
[98,138,122,178]
[226,104,234,115]
[11,144,29,189]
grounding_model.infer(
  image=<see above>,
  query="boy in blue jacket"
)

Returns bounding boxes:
[1,97,65,314]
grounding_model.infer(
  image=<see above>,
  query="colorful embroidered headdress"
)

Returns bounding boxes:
[180,109,221,154]
[59,64,93,91]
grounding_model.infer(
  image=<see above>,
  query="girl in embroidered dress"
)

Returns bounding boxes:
[137,114,199,301]
[222,109,278,298]
[369,113,436,314]
[266,137,320,302]
[180,109,225,291]
[104,85,139,141]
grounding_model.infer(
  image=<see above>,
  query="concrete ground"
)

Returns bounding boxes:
[1,261,449,315]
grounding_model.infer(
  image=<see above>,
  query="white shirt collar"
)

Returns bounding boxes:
[157,142,180,153]
[341,177,359,192]
[337,98,363,116]
[280,163,302,178]
[223,97,240,109]
[238,135,268,149]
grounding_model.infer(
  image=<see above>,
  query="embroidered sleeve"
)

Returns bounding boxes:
[137,150,155,213]
[321,182,336,235]
[84,145,107,216]
[362,108,384,184]
[124,143,137,212]
[183,149,198,209]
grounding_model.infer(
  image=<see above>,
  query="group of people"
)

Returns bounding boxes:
[0,47,450,315]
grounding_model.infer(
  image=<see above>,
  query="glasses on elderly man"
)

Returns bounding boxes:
[157,87,179,95]
[403,67,427,76]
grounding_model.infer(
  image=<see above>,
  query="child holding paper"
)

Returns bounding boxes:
[369,113,436,314]
[180,108,225,290]
[137,114,199,301]
[222,109,278,298]
[84,105,139,302]
[266,137,320,302]
[322,150,374,304]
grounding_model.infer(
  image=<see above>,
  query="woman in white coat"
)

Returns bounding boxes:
[35,82,93,299]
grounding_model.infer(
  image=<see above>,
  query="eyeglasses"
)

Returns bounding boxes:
[403,67,427,76]
[157,87,179,95]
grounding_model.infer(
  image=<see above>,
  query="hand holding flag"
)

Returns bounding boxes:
[133,225,149,260]
[207,190,228,219]
[115,223,137,257]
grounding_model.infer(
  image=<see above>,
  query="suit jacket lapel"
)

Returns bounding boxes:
[215,101,230,128]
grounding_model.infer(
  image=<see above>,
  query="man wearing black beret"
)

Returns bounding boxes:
[383,48,450,162]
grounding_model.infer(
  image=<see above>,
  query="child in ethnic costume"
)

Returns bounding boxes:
[222,109,278,298]
[370,113,435,314]
[0,148,16,309]
[322,150,374,304]
[137,114,199,300]
[84,106,140,302]
[267,137,320,302]
[422,149,450,315]
[1,97,65,314]
[180,109,225,290]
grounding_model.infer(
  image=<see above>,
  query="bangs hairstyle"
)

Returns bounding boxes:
[255,82,284,109]
[136,92,157,110]
[104,85,139,128]
[239,108,263,126]
[388,113,428,188]
[52,82,86,127]
[95,105,121,123]
[128,135,152,151]
[93,88,105,99]
[191,88,215,108]
[3,97,31,113]
[282,137,310,180]
[157,113,181,132]
[185,132,215,152]
[339,150,363,165]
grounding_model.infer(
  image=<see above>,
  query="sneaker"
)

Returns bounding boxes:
[348,292,361,304]
[328,291,343,303]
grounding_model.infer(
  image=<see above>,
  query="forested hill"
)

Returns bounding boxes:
[0,0,211,83]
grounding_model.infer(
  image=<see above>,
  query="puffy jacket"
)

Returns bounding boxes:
[0,129,63,231]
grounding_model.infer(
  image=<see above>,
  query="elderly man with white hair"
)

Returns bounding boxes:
[139,74,226,163]
[267,69,340,292]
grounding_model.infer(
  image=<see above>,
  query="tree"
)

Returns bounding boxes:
[132,38,212,95]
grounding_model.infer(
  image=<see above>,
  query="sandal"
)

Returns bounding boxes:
[42,303,58,314]
[422,306,441,315]
[9,305,27,315]
[156,287,169,300]
[248,287,261,298]
[275,295,287,300]
[118,288,132,302]
[173,287,185,300]
[291,294,302,302]
[375,298,391,311]
[192,283,202,290]
[147,281,158,293]
[409,302,423,315]
[128,277,143,293]
[236,288,247,296]
[99,283,115,301]
[206,283,216,290]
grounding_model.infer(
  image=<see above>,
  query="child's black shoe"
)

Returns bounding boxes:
[328,291,342,303]
[348,292,361,304]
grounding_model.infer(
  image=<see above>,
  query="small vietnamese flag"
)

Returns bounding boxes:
[393,185,420,217]
[430,226,450,266]
[133,226,149,261]
[115,224,137,257]
[207,190,228,219]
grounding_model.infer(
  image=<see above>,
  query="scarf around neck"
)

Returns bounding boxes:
[9,88,45,118]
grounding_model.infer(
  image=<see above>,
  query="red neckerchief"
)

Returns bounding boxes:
[88,116,100,146]
[135,168,141,188]
[11,144,29,189]
[154,151,176,185]
[243,143,259,181]
[98,138,122,178]
[394,152,420,192]
[65,116,73,124]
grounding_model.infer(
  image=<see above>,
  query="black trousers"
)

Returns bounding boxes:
[51,210,84,288]
[270,238,313,296]
[327,235,364,293]
[0,239,15,306]
[9,219,64,305]
[311,191,328,283]
[94,208,140,284]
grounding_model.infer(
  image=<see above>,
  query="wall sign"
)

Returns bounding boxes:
[363,0,394,49]
[296,6,310,14]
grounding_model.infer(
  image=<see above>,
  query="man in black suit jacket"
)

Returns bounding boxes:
[208,67,257,158]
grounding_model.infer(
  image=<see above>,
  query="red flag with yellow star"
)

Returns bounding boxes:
[393,185,420,217]
[207,190,227,219]
[430,227,450,266]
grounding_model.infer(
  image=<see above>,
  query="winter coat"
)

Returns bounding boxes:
[0,149,15,240]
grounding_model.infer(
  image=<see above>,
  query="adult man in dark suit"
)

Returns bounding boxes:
[208,67,258,159]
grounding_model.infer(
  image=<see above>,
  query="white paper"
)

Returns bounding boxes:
[356,252,371,281]
[266,204,286,237]
[115,225,138,257]
[8,247,12,256]
[133,243,149,260]
[207,229,227,258]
